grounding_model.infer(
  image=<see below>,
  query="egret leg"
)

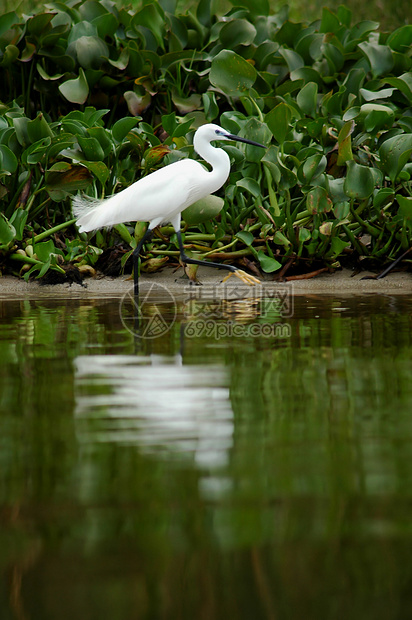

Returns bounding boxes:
[176,230,235,272]
[133,228,154,297]
[176,231,260,285]
[361,247,412,280]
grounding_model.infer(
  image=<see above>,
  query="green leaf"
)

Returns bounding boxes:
[333,201,350,220]
[358,42,394,78]
[257,251,281,273]
[196,0,211,25]
[27,113,53,143]
[0,212,15,252]
[87,126,112,156]
[387,26,412,53]
[265,103,292,145]
[0,44,19,67]
[349,20,379,43]
[124,91,151,116]
[300,153,327,183]
[320,8,341,34]
[79,0,109,21]
[68,20,98,43]
[144,144,170,170]
[236,230,254,246]
[328,237,350,257]
[93,13,119,40]
[277,159,297,190]
[71,36,109,70]
[161,112,176,136]
[77,135,105,161]
[219,19,256,48]
[210,50,257,97]
[27,12,54,37]
[319,221,333,236]
[379,134,412,183]
[276,21,304,48]
[359,87,396,101]
[360,103,395,133]
[344,161,375,199]
[45,163,93,200]
[171,91,201,114]
[322,85,346,115]
[343,68,366,100]
[172,118,194,138]
[114,223,134,246]
[182,195,224,226]
[322,42,344,73]
[236,177,261,197]
[273,231,291,248]
[34,239,62,262]
[384,73,412,103]
[59,68,89,104]
[132,3,165,50]
[0,144,18,173]
[296,81,318,117]
[262,146,281,184]
[337,121,354,165]
[241,117,271,162]
[112,118,140,143]
[299,228,312,243]
[82,161,110,186]
[202,92,219,121]
[279,48,304,72]
[328,178,349,205]
[9,208,28,241]
[306,186,332,213]
[22,137,51,165]
[0,12,19,38]
[373,188,395,210]
[337,5,352,27]
[397,195,412,228]
[108,48,129,71]
[12,116,30,147]
[60,118,87,138]
[291,67,322,85]
[37,63,64,81]
[37,257,52,278]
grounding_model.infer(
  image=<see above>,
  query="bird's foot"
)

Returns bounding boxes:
[221,269,260,286]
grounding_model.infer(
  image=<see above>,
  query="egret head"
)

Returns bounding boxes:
[194,123,266,149]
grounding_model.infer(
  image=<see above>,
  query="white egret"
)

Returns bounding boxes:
[73,123,266,296]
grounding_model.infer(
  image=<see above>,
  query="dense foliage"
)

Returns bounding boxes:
[0,0,411,281]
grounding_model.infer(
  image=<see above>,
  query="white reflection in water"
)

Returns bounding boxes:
[74,355,233,468]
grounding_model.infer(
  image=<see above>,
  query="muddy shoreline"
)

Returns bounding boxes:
[1,267,411,300]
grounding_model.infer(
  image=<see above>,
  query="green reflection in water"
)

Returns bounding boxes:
[1,294,412,619]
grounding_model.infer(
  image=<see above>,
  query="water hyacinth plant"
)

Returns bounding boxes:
[0,0,411,281]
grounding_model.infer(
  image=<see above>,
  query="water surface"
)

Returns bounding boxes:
[1,292,412,619]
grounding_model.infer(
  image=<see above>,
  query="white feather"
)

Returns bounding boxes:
[72,123,263,235]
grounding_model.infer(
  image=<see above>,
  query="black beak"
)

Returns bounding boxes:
[226,133,266,149]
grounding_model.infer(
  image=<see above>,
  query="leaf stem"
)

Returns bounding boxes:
[33,218,77,243]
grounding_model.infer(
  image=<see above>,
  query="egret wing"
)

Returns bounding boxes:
[73,160,207,232]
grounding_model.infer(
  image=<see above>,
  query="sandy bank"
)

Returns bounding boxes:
[0,267,411,300]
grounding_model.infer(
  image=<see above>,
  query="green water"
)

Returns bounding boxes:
[1,292,412,619]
